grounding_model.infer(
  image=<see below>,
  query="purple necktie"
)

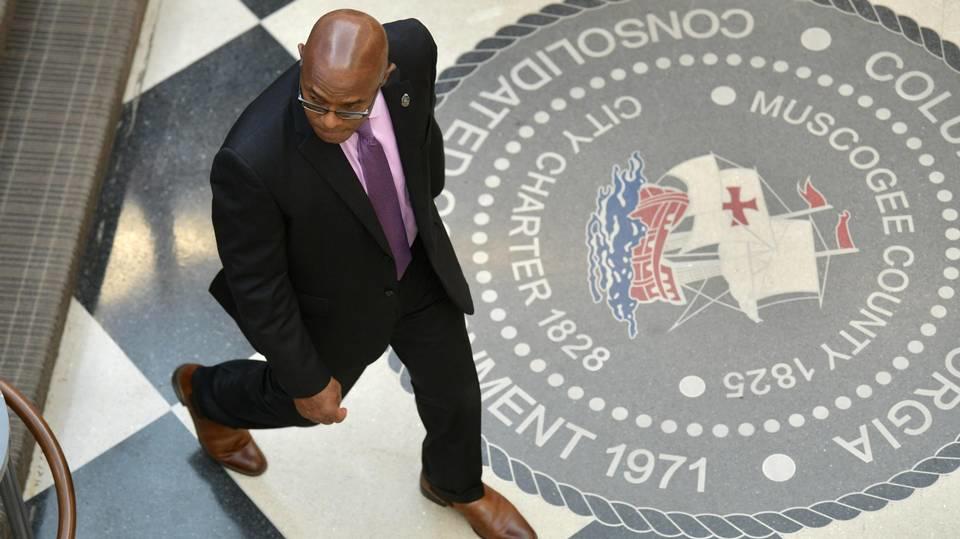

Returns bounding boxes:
[356,120,412,279]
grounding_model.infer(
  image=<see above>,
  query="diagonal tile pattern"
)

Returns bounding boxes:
[26,1,960,538]
[22,298,169,499]
[28,413,284,538]
[122,0,259,103]
[262,0,554,72]
[76,25,291,403]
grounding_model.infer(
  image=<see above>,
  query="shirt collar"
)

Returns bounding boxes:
[342,90,386,148]
[368,89,385,119]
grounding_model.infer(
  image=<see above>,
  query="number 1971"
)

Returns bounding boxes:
[605,444,707,493]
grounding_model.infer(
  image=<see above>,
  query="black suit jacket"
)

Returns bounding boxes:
[207,19,473,398]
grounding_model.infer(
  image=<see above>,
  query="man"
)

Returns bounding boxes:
[170,9,537,539]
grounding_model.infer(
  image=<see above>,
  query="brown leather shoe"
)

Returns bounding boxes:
[419,470,537,538]
[171,363,267,476]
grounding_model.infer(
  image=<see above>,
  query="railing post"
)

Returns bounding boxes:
[0,465,32,539]
[0,380,75,539]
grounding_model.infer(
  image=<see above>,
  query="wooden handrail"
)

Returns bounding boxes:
[0,379,76,539]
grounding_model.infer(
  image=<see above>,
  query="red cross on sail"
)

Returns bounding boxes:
[723,186,759,226]
[661,155,776,253]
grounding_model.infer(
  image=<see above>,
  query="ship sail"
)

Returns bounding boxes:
[717,219,820,322]
[665,155,725,252]
[666,155,774,253]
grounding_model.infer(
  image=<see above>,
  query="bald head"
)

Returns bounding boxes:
[296,9,396,144]
[302,9,388,74]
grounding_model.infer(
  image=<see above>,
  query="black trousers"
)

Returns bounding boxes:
[190,234,485,503]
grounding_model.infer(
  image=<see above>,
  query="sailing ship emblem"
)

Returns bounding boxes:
[586,151,858,338]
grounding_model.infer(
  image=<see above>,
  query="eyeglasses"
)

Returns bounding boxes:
[297,69,388,120]
[298,86,375,120]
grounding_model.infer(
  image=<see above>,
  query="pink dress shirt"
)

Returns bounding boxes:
[339,90,418,247]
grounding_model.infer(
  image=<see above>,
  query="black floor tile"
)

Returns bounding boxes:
[240,0,296,19]
[75,25,296,402]
[27,412,283,538]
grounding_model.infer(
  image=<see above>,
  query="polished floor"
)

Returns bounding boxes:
[23,1,960,538]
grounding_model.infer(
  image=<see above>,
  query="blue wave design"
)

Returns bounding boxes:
[586,151,649,338]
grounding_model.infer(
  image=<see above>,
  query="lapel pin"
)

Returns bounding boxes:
[401,93,411,107]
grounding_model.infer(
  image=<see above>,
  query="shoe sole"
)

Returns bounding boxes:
[419,479,449,507]
[171,365,267,477]
[170,365,191,408]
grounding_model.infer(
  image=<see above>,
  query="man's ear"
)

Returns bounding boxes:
[384,62,397,81]
[297,43,304,60]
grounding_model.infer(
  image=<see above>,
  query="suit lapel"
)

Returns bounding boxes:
[297,133,393,257]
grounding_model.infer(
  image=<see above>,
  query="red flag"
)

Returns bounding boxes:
[836,210,855,249]
[798,177,827,208]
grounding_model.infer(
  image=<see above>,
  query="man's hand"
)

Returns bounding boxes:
[293,376,348,424]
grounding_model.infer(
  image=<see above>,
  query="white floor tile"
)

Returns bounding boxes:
[171,352,588,538]
[122,0,162,104]
[796,465,960,539]
[875,0,945,32]
[122,0,259,103]
[944,0,960,43]
[819,0,960,44]
[23,298,171,500]
[179,351,454,538]
[261,0,546,71]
